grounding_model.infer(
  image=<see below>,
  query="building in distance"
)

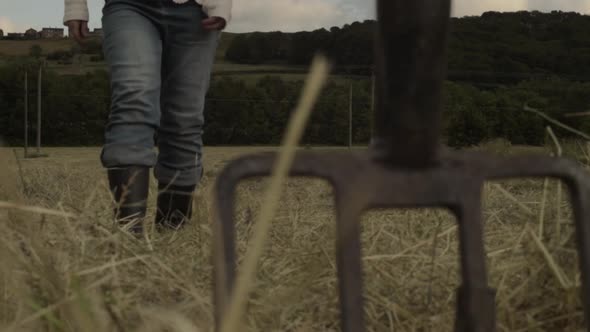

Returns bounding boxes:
[0,27,66,40]
[40,28,64,39]
[25,28,39,39]
[6,32,24,39]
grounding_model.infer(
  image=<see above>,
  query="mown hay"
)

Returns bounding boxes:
[0,142,586,331]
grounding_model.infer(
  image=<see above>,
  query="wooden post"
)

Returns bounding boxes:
[349,82,353,149]
[24,71,28,158]
[36,64,42,155]
[371,73,375,139]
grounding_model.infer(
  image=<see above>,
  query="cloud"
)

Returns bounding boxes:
[340,0,376,20]
[226,0,355,32]
[527,0,590,13]
[223,0,590,33]
[452,0,528,17]
[451,0,590,17]
[0,16,22,33]
[4,0,587,34]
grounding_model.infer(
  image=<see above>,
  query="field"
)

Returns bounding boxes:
[0,39,359,84]
[0,39,75,57]
[0,143,586,331]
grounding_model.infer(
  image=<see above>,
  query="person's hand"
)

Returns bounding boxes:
[65,20,90,44]
[202,17,227,31]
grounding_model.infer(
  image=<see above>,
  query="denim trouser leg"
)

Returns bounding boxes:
[155,6,219,186]
[101,3,161,169]
[101,0,219,187]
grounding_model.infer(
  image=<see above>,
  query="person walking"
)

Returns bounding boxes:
[64,0,232,232]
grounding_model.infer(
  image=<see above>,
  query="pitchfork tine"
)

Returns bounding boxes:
[568,179,590,327]
[453,182,496,331]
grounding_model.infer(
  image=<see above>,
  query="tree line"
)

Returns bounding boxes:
[226,11,590,82]
[1,58,590,148]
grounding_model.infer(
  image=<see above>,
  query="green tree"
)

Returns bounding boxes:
[444,83,490,148]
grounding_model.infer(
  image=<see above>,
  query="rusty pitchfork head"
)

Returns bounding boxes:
[212,0,590,330]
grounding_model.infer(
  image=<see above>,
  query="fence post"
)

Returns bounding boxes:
[349,82,353,149]
[36,64,42,155]
[24,71,28,158]
[371,73,375,140]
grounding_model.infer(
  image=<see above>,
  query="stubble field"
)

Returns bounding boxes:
[0,144,586,331]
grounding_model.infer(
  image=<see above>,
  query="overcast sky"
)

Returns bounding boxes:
[1,0,589,34]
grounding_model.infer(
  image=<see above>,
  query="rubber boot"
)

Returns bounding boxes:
[107,166,150,234]
[155,183,196,230]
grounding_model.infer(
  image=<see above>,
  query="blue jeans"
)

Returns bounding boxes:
[101,0,219,186]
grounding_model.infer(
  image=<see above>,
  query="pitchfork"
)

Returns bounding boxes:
[212,0,590,331]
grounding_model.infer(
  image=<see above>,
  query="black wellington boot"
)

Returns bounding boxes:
[155,183,196,230]
[107,166,150,234]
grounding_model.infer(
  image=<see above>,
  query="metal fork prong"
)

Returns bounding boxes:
[335,191,366,332]
[570,181,590,327]
[212,165,239,327]
[454,181,496,332]
[212,152,339,329]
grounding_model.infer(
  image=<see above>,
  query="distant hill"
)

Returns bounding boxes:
[222,11,590,84]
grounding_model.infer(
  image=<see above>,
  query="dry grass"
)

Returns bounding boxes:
[0,141,586,331]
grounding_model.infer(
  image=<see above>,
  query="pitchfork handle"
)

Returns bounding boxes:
[372,0,451,168]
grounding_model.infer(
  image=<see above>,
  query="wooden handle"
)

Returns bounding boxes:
[372,0,452,168]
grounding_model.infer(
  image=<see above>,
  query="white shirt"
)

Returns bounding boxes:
[64,0,232,25]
